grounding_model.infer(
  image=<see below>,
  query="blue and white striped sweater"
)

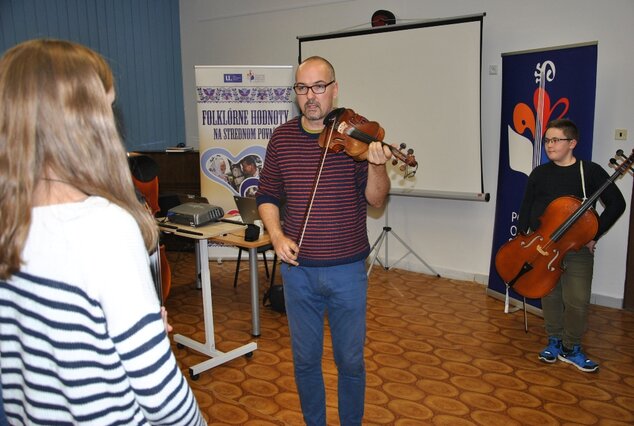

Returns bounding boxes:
[0,197,205,425]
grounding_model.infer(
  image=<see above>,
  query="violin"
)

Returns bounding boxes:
[319,108,418,176]
[495,149,634,299]
[297,108,418,247]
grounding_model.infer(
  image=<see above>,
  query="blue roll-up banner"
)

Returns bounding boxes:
[487,42,598,311]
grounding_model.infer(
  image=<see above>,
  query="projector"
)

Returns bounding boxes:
[167,202,224,227]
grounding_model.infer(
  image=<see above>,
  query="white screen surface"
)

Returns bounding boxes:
[299,15,486,201]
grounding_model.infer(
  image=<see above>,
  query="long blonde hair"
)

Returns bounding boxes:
[0,39,158,279]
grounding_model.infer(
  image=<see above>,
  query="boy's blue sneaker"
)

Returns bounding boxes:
[558,345,599,372]
[538,337,562,363]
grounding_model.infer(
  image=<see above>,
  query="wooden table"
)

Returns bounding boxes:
[210,228,272,338]
[157,220,257,379]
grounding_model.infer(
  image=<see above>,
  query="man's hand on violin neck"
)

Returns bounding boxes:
[365,141,392,165]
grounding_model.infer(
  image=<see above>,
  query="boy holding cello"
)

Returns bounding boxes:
[518,118,625,372]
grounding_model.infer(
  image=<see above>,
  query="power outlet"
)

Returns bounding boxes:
[615,129,628,140]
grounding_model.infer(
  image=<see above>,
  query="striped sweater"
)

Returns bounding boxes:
[256,116,370,266]
[0,197,205,425]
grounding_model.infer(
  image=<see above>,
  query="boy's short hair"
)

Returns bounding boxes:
[546,118,579,141]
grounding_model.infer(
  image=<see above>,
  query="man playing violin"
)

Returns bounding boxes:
[256,56,392,425]
[518,118,625,372]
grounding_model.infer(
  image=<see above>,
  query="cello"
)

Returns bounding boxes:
[495,149,634,299]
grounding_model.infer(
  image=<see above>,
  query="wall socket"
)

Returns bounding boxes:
[615,129,628,140]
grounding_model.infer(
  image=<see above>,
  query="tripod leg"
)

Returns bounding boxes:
[388,230,441,277]
[369,227,387,254]
[367,229,388,277]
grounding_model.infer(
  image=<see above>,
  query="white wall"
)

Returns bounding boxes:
[179,0,634,307]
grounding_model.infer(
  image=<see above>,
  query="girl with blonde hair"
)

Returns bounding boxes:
[0,39,205,425]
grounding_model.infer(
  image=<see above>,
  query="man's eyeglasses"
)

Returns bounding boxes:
[544,137,573,144]
[293,80,335,95]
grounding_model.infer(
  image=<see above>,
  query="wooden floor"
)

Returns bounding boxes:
[164,250,634,426]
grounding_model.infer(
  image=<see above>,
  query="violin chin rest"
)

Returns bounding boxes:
[323,107,347,125]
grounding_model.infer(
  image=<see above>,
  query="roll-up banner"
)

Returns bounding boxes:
[195,65,295,258]
[487,43,598,311]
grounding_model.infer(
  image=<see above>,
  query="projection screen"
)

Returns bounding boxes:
[298,14,488,201]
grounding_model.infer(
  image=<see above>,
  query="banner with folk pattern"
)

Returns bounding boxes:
[487,43,598,309]
[195,65,295,213]
[195,65,295,257]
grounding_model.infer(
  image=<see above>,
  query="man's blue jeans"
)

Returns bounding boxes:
[281,260,367,426]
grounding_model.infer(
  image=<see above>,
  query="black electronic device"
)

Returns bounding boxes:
[244,223,260,241]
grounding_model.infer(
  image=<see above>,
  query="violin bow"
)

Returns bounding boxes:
[296,115,339,248]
